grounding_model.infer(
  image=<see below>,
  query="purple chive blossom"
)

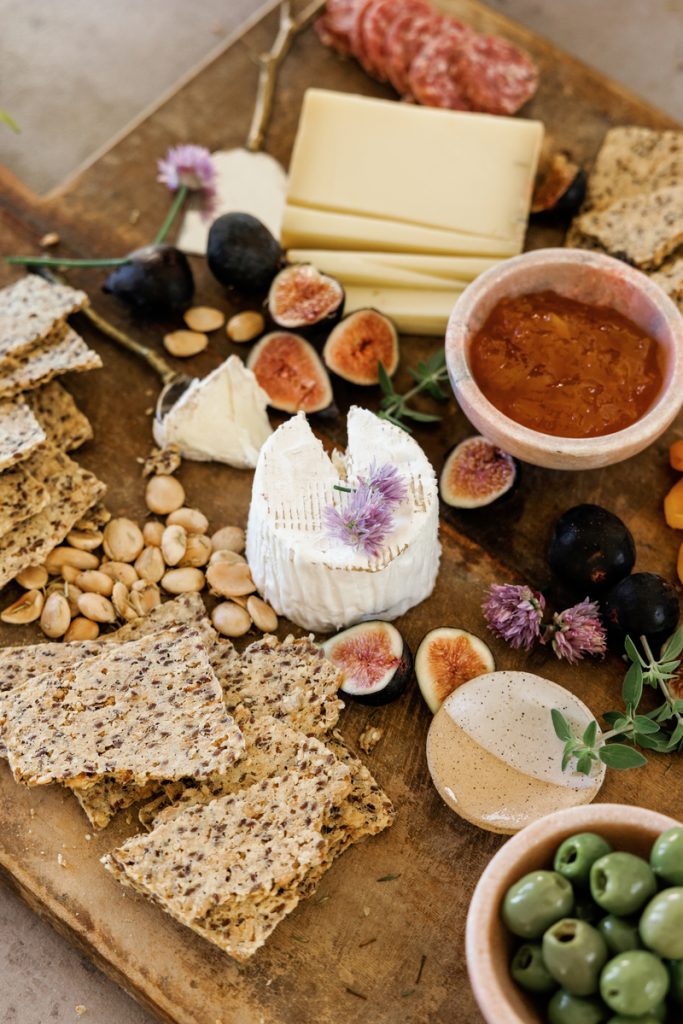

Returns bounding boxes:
[324,482,395,557]
[362,461,407,508]
[546,599,607,664]
[157,144,217,218]
[482,583,545,650]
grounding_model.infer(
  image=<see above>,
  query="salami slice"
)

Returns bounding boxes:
[384,4,441,95]
[407,21,474,110]
[315,0,362,55]
[359,0,407,80]
[350,0,379,69]
[458,34,539,115]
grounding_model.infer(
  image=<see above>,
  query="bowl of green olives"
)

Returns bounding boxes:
[466,804,682,1024]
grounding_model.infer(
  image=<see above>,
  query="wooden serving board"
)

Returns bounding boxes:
[0,4,681,1022]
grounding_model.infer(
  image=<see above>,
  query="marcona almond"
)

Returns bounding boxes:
[65,617,100,642]
[161,524,187,567]
[142,520,165,547]
[63,584,84,617]
[66,529,103,552]
[15,565,48,589]
[40,592,71,638]
[99,561,139,587]
[206,561,255,598]
[211,526,245,553]
[129,581,161,615]
[75,569,114,596]
[61,564,81,584]
[111,581,137,622]
[145,474,185,515]
[180,535,212,568]
[183,306,225,333]
[246,595,278,632]
[208,549,246,567]
[77,592,116,623]
[1,589,44,624]
[44,547,100,574]
[134,545,165,583]
[211,601,252,638]
[167,507,209,534]
[229,593,249,609]
[163,329,208,358]
[103,518,144,563]
[227,310,264,343]
[161,567,205,594]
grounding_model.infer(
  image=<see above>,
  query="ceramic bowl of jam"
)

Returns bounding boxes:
[446,248,683,470]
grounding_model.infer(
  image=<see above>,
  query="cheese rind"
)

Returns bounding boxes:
[246,407,441,632]
[286,250,498,289]
[343,285,464,336]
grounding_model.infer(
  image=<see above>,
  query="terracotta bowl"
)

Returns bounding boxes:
[466,803,681,1024]
[445,248,683,470]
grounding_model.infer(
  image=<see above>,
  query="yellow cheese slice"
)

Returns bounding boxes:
[287,249,500,287]
[287,90,544,241]
[343,284,464,336]
[281,204,521,256]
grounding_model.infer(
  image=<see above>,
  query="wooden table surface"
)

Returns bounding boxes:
[0,3,681,1023]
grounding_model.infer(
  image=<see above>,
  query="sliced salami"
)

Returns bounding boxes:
[384,4,440,95]
[407,21,474,110]
[458,34,539,115]
[315,0,362,55]
[360,0,407,80]
[350,0,379,69]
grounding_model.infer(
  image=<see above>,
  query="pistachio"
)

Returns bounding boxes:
[167,507,209,535]
[64,616,100,642]
[208,549,246,566]
[145,474,185,515]
[161,524,187,567]
[75,569,114,596]
[206,561,255,598]
[246,594,278,632]
[1,589,44,624]
[227,310,264,343]
[161,567,205,594]
[77,592,116,623]
[40,592,71,638]
[44,547,100,574]
[129,581,162,615]
[163,329,208,358]
[183,306,225,333]
[111,581,137,622]
[211,601,252,638]
[211,526,245,554]
[142,520,165,547]
[103,518,144,563]
[99,561,139,587]
[180,535,212,568]
[15,565,48,590]
[134,545,166,582]
[66,529,104,552]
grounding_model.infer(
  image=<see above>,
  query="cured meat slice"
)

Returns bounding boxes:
[315,0,361,55]
[384,3,441,94]
[458,34,539,115]
[359,0,406,80]
[407,21,474,110]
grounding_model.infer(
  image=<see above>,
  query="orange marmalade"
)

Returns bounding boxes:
[469,290,664,438]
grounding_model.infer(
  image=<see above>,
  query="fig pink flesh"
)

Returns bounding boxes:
[331,629,400,690]
[445,439,514,500]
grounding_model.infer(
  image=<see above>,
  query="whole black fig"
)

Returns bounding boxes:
[548,504,635,595]
[603,572,680,655]
[207,212,282,293]
[102,244,194,313]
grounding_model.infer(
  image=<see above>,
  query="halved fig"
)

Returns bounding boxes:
[440,436,517,509]
[246,331,333,414]
[416,627,495,713]
[322,620,412,705]
[267,263,345,334]
[323,309,399,385]
[531,152,587,218]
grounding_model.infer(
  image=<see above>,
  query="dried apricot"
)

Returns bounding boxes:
[664,478,683,529]
[678,541,683,586]
[670,439,683,473]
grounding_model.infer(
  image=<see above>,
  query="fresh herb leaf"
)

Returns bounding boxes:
[551,709,573,742]
[662,625,683,661]
[400,408,443,423]
[599,744,648,770]
[576,753,595,775]
[622,662,643,708]
[582,720,598,747]
[633,714,661,734]
[377,360,395,398]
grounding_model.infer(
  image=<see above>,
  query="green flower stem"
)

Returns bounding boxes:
[5,255,126,268]
[154,184,189,245]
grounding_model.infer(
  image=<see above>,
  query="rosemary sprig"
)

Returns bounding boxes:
[376,349,449,432]
[552,625,683,774]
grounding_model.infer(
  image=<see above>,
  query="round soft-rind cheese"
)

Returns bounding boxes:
[246,406,441,631]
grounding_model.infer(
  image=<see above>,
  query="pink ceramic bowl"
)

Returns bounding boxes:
[466,803,681,1024]
[445,248,683,470]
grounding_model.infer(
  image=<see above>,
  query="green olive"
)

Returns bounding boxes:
[590,853,657,916]
[574,893,602,925]
[667,959,683,1005]
[598,914,642,954]
[510,942,557,993]
[650,826,683,886]
[607,1008,665,1024]
[542,919,608,996]
[547,990,609,1024]
[502,870,574,939]
[599,950,669,1016]
[639,887,683,958]
[555,833,614,887]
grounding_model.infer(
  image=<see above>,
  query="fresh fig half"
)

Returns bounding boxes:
[102,244,194,313]
[322,620,412,705]
[440,436,517,509]
[267,264,344,334]
[323,308,399,385]
[246,331,333,414]
[416,627,495,714]
[531,152,587,218]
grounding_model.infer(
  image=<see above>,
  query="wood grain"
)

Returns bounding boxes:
[0,3,681,1023]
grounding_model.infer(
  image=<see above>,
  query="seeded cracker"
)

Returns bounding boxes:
[0,322,102,401]
[0,398,46,470]
[584,126,683,212]
[0,276,88,362]
[25,381,93,451]
[574,184,683,271]
[650,254,683,306]
[0,462,50,537]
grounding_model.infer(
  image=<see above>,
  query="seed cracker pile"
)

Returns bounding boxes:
[0,592,395,960]
[0,277,105,588]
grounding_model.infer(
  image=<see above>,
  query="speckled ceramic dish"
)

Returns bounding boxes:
[446,249,683,470]
[465,803,681,1024]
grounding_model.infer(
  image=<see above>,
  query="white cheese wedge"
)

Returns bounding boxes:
[286,249,498,290]
[153,355,272,469]
[246,406,441,631]
[281,204,521,256]
[287,90,544,242]
[343,284,465,336]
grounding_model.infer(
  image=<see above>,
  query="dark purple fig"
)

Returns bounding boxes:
[102,244,194,313]
[246,331,333,414]
[440,436,517,509]
[548,504,635,595]
[323,308,399,385]
[207,212,283,293]
[603,572,680,655]
[267,264,344,334]
[322,620,412,705]
[415,627,494,713]
[531,152,587,218]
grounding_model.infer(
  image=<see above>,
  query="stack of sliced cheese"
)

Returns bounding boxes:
[282,89,544,334]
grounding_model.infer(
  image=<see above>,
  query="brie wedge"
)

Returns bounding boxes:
[246,406,441,632]
[154,355,271,469]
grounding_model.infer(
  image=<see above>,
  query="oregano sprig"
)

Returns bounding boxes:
[376,350,450,432]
